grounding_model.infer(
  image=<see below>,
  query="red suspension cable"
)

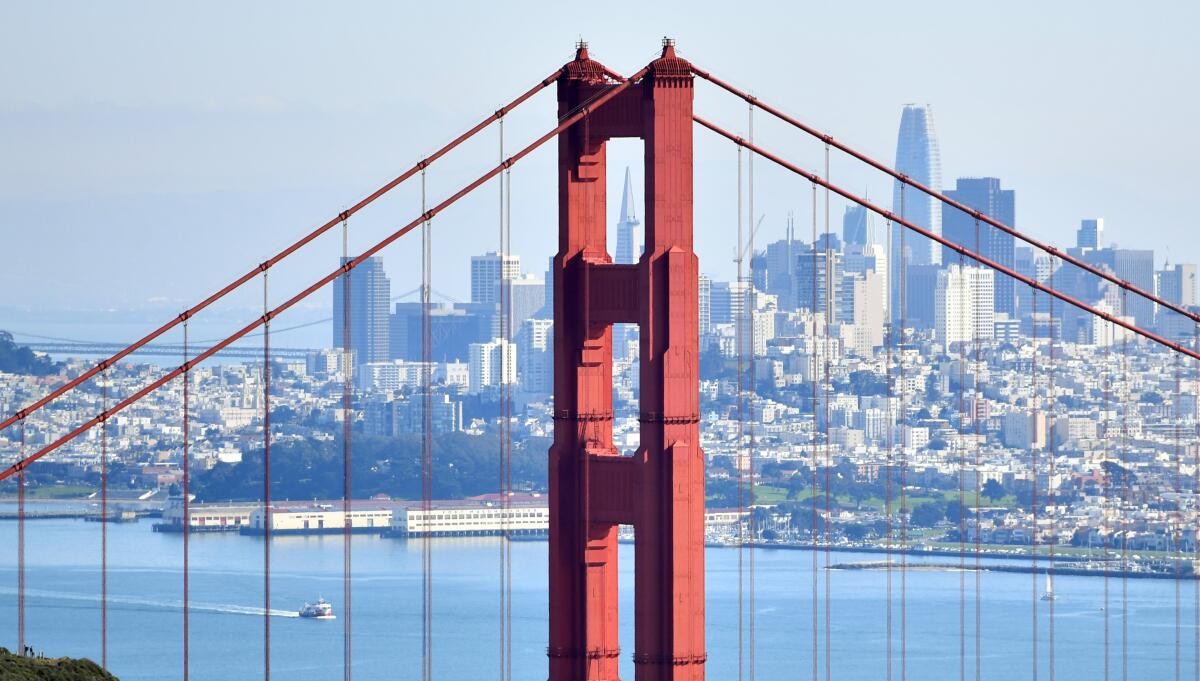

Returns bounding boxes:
[746,101,757,681]
[0,70,564,438]
[821,141,832,681]
[691,116,1200,363]
[689,64,1200,331]
[17,419,26,655]
[421,166,434,681]
[972,218,982,681]
[898,183,908,681]
[1031,286,1040,681]
[1048,264,1057,681]
[263,269,272,681]
[182,321,191,681]
[341,215,353,681]
[808,178,818,681]
[0,68,648,484]
[100,370,108,670]
[735,141,746,681]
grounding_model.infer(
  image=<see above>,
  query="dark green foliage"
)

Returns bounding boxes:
[0,647,117,680]
[0,331,60,376]
[981,479,1006,501]
[192,433,549,502]
[909,501,945,527]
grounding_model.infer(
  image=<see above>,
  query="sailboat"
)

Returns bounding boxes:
[1040,572,1057,601]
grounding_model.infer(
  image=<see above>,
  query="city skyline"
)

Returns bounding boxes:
[3,3,1198,314]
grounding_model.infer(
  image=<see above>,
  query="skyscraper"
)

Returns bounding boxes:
[332,255,391,365]
[468,338,516,394]
[795,246,843,321]
[1157,263,1197,307]
[1077,218,1104,250]
[890,104,943,319]
[470,252,521,306]
[935,265,995,346]
[614,167,643,265]
[842,205,868,247]
[613,167,643,354]
[1086,246,1156,329]
[942,177,1016,316]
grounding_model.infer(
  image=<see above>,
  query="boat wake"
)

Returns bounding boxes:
[0,587,299,618]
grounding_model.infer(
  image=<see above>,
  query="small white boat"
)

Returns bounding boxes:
[299,597,335,619]
[1040,573,1057,602]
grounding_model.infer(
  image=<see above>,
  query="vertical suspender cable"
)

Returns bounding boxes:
[898,184,907,681]
[972,218,982,681]
[735,141,744,681]
[1031,282,1040,681]
[498,113,513,681]
[17,419,25,655]
[503,129,513,681]
[101,366,108,669]
[810,179,819,681]
[1192,323,1198,681]
[263,267,271,681]
[497,112,506,681]
[421,168,434,681]
[1103,315,1111,681]
[1173,319,1182,681]
[1113,288,1123,681]
[182,320,191,681]
[957,240,967,681]
[1048,263,1056,681]
[884,211,894,681]
[746,101,757,681]
[822,142,832,681]
[341,214,353,681]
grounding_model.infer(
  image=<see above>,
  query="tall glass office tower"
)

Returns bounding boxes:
[333,255,391,365]
[890,104,943,320]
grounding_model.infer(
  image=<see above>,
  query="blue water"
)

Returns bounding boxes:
[1,518,1195,680]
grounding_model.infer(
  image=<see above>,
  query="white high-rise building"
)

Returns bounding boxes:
[517,318,554,394]
[470,252,521,306]
[699,274,712,334]
[468,338,517,394]
[935,265,994,346]
[891,104,943,318]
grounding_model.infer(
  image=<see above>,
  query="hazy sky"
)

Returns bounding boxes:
[2,1,1198,339]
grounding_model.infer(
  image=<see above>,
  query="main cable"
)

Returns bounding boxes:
[0,68,566,436]
[689,65,1200,329]
[0,67,649,483]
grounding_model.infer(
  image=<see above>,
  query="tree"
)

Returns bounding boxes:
[0,331,60,376]
[910,502,945,527]
[945,498,966,525]
[981,479,1006,502]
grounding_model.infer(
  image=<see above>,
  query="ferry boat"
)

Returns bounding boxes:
[299,597,335,619]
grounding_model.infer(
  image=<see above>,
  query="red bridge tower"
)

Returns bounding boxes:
[549,41,705,681]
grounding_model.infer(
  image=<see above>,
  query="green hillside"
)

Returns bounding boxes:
[0,647,117,680]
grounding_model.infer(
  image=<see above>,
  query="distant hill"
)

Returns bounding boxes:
[0,331,61,376]
[0,647,118,680]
